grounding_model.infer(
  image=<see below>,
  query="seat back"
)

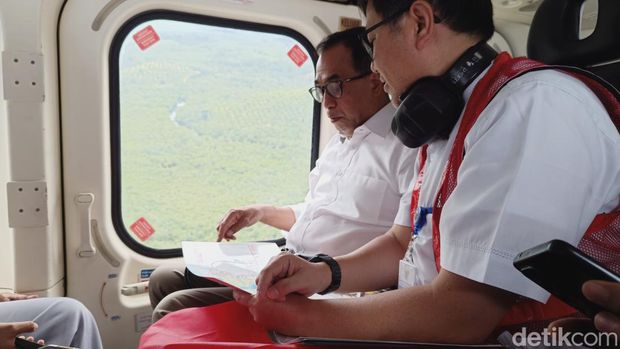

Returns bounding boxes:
[527,0,620,91]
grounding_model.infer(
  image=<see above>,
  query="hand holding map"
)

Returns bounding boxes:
[181,241,281,294]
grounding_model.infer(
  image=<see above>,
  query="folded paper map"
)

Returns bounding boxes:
[181,241,281,294]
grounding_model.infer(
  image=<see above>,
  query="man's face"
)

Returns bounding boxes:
[366,1,414,105]
[315,44,375,138]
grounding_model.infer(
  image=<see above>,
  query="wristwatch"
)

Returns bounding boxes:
[308,253,341,295]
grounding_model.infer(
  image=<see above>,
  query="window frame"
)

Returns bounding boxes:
[109,10,320,258]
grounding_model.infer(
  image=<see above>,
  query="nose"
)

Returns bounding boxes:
[322,92,337,109]
[371,61,378,73]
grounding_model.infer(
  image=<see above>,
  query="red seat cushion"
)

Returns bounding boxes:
[139,301,296,349]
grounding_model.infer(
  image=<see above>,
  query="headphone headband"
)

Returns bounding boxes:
[441,42,498,92]
[392,41,498,148]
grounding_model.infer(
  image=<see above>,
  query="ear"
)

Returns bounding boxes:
[408,0,436,49]
[368,72,385,95]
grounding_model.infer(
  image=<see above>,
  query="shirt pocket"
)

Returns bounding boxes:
[334,173,394,225]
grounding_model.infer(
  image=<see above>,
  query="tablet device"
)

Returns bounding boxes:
[14,337,78,349]
[513,239,620,318]
[14,337,43,349]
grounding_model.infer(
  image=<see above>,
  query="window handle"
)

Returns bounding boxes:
[120,281,149,296]
[75,193,96,257]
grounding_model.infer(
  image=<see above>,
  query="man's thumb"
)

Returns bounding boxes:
[268,274,308,301]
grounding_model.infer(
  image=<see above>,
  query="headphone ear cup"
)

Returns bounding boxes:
[392,77,464,148]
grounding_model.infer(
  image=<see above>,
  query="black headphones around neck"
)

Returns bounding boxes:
[391,42,498,148]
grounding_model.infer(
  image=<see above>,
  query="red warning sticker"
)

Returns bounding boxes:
[130,217,155,241]
[133,25,160,51]
[287,45,308,67]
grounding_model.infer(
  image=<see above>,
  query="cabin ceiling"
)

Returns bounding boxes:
[315,0,599,28]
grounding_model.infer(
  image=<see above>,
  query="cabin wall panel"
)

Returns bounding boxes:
[0,0,65,295]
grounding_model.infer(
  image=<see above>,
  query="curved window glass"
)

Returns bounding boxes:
[110,12,318,256]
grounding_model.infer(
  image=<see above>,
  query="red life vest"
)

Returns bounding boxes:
[409,52,620,328]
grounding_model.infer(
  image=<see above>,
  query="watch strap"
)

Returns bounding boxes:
[308,253,341,295]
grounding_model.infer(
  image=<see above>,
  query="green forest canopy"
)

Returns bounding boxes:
[119,20,315,249]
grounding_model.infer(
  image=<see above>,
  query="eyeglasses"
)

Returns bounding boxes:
[359,2,442,59]
[308,71,372,103]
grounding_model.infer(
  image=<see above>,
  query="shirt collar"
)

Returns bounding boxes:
[358,103,396,139]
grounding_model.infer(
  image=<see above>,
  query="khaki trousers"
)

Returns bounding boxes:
[148,266,234,322]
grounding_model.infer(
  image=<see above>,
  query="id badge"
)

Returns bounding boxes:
[398,259,416,289]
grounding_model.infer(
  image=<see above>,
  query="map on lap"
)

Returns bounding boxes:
[182,241,281,295]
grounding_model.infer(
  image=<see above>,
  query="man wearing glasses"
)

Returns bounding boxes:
[148,27,418,322]
[235,0,620,344]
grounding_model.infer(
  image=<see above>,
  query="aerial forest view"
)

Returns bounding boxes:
[118,19,316,249]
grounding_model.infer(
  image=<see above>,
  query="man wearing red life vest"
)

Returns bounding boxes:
[234,0,620,343]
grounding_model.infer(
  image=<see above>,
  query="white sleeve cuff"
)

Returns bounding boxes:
[440,239,551,303]
[286,203,306,221]
[393,185,413,227]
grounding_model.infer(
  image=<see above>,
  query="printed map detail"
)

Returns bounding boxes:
[182,241,281,294]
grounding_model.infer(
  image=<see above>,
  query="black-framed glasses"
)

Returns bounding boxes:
[359,2,442,59]
[308,71,372,103]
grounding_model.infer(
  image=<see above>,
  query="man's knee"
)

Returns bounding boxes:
[152,291,185,323]
[149,266,185,287]
[22,298,101,348]
[151,287,233,323]
[47,297,88,314]
[43,298,96,327]
[148,266,186,308]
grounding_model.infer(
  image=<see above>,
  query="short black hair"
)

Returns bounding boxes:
[357,0,495,41]
[316,27,372,74]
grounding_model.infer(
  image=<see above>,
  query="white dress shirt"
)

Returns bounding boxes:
[285,103,418,257]
[402,67,620,303]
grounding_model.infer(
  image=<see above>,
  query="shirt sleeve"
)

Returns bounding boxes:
[393,147,419,227]
[439,72,617,303]
[286,202,307,222]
